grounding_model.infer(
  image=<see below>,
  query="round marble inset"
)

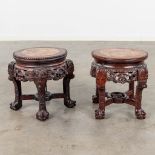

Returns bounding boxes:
[92,48,148,63]
[14,47,67,60]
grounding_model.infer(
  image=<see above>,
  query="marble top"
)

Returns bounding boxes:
[92,48,148,63]
[14,47,67,60]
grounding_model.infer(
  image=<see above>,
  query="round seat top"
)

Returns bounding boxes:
[14,47,67,65]
[92,48,148,63]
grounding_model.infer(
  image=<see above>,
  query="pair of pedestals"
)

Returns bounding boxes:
[8,47,148,121]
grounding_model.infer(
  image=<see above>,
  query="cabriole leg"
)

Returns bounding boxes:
[135,81,146,119]
[10,78,22,110]
[34,79,49,121]
[135,66,148,119]
[8,61,22,110]
[63,59,76,108]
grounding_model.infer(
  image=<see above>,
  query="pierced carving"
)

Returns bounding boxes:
[12,63,69,82]
[8,58,76,121]
[105,69,137,84]
[91,61,148,119]
[8,59,75,83]
[91,62,148,84]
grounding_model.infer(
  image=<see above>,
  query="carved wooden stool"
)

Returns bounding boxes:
[8,47,76,121]
[90,48,148,119]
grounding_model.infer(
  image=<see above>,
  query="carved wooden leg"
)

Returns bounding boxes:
[135,81,146,119]
[63,76,76,108]
[10,78,22,110]
[135,66,148,119]
[34,79,49,121]
[8,61,22,110]
[63,59,76,108]
[95,67,107,119]
[92,86,99,104]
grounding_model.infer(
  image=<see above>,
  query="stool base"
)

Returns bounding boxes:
[8,60,76,121]
[91,61,148,120]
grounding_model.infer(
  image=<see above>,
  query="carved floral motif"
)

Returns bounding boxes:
[8,59,76,121]
[91,60,148,119]
[91,61,148,84]
[8,60,74,82]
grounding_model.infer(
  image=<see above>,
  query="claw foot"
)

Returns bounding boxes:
[64,99,76,108]
[95,109,105,119]
[10,101,22,111]
[135,109,146,119]
[92,95,99,104]
[36,110,49,121]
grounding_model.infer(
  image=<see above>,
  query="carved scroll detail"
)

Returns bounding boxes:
[90,62,148,84]
[8,60,75,82]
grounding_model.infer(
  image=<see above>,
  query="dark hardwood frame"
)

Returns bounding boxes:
[8,59,76,121]
[91,61,148,119]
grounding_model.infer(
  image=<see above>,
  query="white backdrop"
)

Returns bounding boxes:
[0,0,155,40]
